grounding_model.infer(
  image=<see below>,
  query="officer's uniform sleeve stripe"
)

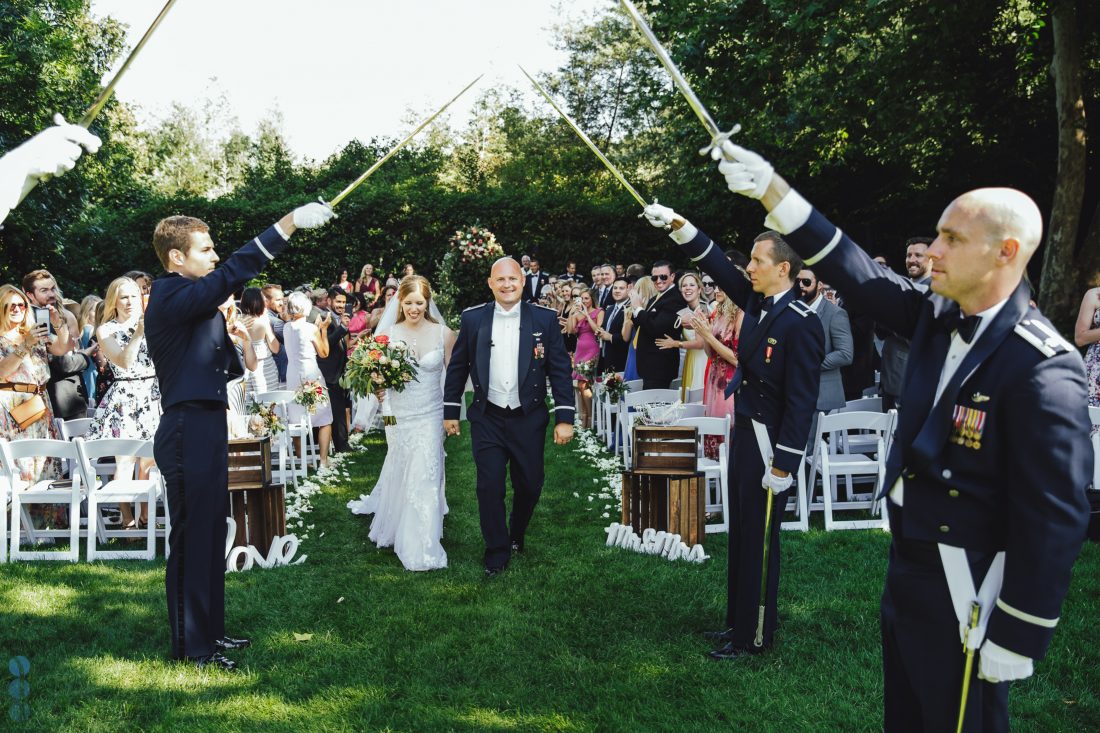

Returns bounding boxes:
[776,444,804,457]
[555,405,576,412]
[443,402,462,408]
[253,236,275,261]
[273,222,290,241]
[802,228,842,267]
[996,598,1058,628]
[689,241,715,263]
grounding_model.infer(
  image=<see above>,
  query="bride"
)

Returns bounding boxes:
[347,275,455,571]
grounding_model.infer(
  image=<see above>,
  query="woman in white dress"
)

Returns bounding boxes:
[347,275,454,571]
[283,291,334,468]
[656,271,709,400]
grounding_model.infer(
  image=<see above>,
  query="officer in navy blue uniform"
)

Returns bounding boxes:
[645,206,824,658]
[145,202,333,670]
[443,257,575,575]
[708,140,1090,731]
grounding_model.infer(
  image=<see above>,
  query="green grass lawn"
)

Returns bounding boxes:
[2,428,1099,732]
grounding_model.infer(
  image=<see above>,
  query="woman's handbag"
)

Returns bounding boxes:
[2,383,49,430]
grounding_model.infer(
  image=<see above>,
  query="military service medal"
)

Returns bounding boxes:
[951,405,986,449]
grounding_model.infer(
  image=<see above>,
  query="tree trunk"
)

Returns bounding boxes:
[1039,0,1087,334]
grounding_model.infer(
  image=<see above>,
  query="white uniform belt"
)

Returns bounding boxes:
[937,544,1005,650]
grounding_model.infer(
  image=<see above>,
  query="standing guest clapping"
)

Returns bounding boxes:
[145,201,334,672]
[284,291,334,466]
[566,287,603,428]
[693,283,742,460]
[238,288,280,395]
[88,277,160,530]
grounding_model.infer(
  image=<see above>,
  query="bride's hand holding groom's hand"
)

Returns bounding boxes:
[443,419,460,437]
[553,423,573,445]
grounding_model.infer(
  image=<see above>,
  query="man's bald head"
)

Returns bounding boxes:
[490,257,523,278]
[954,188,1043,260]
[488,257,524,308]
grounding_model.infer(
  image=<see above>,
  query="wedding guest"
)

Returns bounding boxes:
[622,276,657,383]
[597,277,631,373]
[1075,284,1100,406]
[332,269,352,293]
[355,263,381,307]
[284,291,334,468]
[656,271,708,400]
[221,297,258,417]
[559,260,580,282]
[77,294,102,403]
[402,263,416,278]
[0,284,66,483]
[23,269,90,419]
[524,257,550,302]
[262,284,288,384]
[566,287,603,428]
[239,287,280,396]
[88,277,160,529]
[123,270,153,296]
[369,284,398,331]
[693,283,742,459]
[631,260,687,390]
[347,292,371,354]
[319,288,350,452]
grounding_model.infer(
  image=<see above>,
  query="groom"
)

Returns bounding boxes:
[444,257,575,576]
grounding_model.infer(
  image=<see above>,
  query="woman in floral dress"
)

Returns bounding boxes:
[88,277,161,529]
[693,284,742,460]
[1074,286,1100,408]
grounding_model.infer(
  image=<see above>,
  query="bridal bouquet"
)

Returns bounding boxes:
[294,379,329,414]
[247,402,284,438]
[340,333,420,398]
[600,372,628,404]
[573,357,598,384]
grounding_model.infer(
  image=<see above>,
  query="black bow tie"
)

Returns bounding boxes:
[944,311,981,343]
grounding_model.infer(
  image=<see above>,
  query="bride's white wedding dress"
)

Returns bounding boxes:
[347,323,448,571]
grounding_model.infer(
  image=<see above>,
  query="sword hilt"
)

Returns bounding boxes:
[637,197,673,230]
[318,196,338,217]
[698,123,744,158]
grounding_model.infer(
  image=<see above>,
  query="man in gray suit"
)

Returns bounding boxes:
[879,237,932,409]
[798,268,854,413]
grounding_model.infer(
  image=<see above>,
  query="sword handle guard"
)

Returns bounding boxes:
[637,197,673,230]
[317,195,338,218]
[699,123,744,158]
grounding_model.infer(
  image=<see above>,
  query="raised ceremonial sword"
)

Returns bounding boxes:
[80,0,179,127]
[519,65,648,209]
[618,0,741,157]
[327,75,483,207]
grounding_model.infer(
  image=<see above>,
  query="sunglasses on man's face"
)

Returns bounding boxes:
[797,278,815,287]
[702,281,715,288]
[653,274,671,281]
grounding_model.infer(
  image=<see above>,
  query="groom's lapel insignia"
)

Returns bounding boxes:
[477,306,492,390]
[518,302,532,383]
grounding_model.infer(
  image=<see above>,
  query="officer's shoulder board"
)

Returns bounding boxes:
[1013,318,1073,358]
[532,303,557,313]
[462,302,490,313]
[788,300,814,318]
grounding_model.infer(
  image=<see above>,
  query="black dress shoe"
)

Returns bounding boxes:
[215,636,252,651]
[510,539,524,553]
[189,653,238,671]
[707,641,767,661]
[703,628,735,643]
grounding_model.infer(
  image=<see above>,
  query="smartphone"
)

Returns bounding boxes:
[32,306,54,336]
[308,306,322,325]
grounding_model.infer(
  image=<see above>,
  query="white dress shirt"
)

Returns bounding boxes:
[760,287,793,322]
[488,302,522,409]
[890,296,1009,506]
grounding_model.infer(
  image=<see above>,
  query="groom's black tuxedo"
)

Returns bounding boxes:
[444,300,574,569]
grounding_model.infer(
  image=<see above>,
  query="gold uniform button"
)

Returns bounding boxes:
[939,525,950,533]
[948,489,960,498]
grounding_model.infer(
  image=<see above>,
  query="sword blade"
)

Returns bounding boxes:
[329,74,483,207]
[519,65,647,209]
[79,0,179,128]
[618,0,740,153]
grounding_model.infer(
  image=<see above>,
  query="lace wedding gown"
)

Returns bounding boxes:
[347,324,448,571]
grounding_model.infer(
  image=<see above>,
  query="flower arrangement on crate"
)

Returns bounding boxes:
[294,379,329,414]
[339,333,420,398]
[247,402,284,438]
[436,224,507,322]
[600,372,628,404]
[573,357,598,385]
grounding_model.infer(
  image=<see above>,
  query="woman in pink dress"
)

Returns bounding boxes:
[566,286,603,429]
[692,283,742,459]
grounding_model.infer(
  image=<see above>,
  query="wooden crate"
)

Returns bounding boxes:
[621,470,706,546]
[227,483,286,557]
[632,426,698,475]
[228,436,273,489]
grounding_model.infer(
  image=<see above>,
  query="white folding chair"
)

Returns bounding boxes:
[591,379,604,437]
[250,387,301,484]
[675,415,731,534]
[55,417,94,440]
[685,387,704,404]
[670,377,682,391]
[838,396,883,414]
[0,467,9,563]
[1089,406,1100,490]
[0,439,84,561]
[678,403,706,419]
[76,438,163,560]
[810,410,896,530]
[619,389,681,468]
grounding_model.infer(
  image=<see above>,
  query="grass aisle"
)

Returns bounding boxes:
[2,428,1099,732]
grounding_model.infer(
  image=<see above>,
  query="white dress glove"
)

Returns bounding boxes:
[0,113,102,223]
[977,640,1033,683]
[292,201,335,229]
[643,203,677,229]
[712,140,774,199]
[762,470,793,494]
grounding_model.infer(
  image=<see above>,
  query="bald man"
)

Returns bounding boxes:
[443,257,575,575]
[684,145,1091,732]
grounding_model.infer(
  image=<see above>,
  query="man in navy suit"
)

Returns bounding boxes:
[145,201,333,671]
[523,257,550,303]
[443,257,575,575]
[644,206,824,659]
[711,141,1090,731]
